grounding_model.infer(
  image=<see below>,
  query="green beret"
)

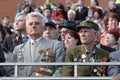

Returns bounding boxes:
[76,20,99,31]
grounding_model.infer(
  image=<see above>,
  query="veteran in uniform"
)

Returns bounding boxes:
[7,12,65,77]
[62,20,109,76]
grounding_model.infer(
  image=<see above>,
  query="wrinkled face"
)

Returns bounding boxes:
[78,28,96,45]
[107,17,119,30]
[105,33,116,47]
[14,15,26,31]
[67,12,75,20]
[64,33,78,48]
[26,16,44,37]
[43,26,57,40]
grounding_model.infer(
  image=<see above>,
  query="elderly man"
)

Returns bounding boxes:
[62,20,109,76]
[67,9,80,25]
[43,21,58,40]
[8,12,65,77]
[3,13,28,54]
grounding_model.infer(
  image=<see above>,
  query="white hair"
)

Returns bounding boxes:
[68,9,76,16]
[25,12,45,27]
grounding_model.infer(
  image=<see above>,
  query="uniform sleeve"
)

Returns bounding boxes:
[62,48,74,76]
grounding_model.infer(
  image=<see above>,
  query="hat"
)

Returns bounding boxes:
[76,20,99,31]
[107,28,120,41]
[62,21,76,31]
[45,21,56,29]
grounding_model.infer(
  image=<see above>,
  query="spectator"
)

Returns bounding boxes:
[51,3,67,20]
[62,20,109,76]
[43,8,52,22]
[104,28,120,50]
[67,9,80,25]
[3,13,28,54]
[1,16,13,37]
[33,6,42,13]
[103,0,120,18]
[92,8,105,33]
[7,12,65,77]
[100,12,120,45]
[1,16,13,33]
[95,30,116,53]
[64,31,81,49]
[43,21,58,40]
[40,0,57,11]
[75,0,88,21]
[90,0,103,10]
[65,0,74,11]
[60,21,76,43]
[86,6,96,20]
[51,17,63,41]
[15,4,30,21]
[18,0,36,13]
[70,2,77,10]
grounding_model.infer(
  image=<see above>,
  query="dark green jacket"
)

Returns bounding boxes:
[62,45,109,76]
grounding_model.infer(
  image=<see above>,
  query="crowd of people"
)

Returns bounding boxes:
[0,0,120,78]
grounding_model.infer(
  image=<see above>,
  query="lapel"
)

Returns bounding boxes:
[28,37,49,76]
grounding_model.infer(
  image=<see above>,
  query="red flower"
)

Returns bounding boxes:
[35,66,40,73]
[49,52,53,57]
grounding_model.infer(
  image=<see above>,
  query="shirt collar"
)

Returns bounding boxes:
[29,36,42,44]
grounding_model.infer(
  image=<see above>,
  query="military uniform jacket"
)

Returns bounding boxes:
[62,45,109,76]
[9,36,65,77]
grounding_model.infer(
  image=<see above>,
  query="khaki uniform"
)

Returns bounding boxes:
[62,45,109,76]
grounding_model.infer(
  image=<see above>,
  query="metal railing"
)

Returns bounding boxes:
[0,62,118,80]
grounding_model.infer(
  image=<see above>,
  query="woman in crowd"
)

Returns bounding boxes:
[104,28,120,50]
[92,8,104,32]
[100,12,120,45]
[64,31,81,49]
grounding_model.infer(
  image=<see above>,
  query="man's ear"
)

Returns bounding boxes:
[95,30,101,42]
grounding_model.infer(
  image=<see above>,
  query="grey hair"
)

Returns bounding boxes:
[68,9,76,16]
[25,12,45,27]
